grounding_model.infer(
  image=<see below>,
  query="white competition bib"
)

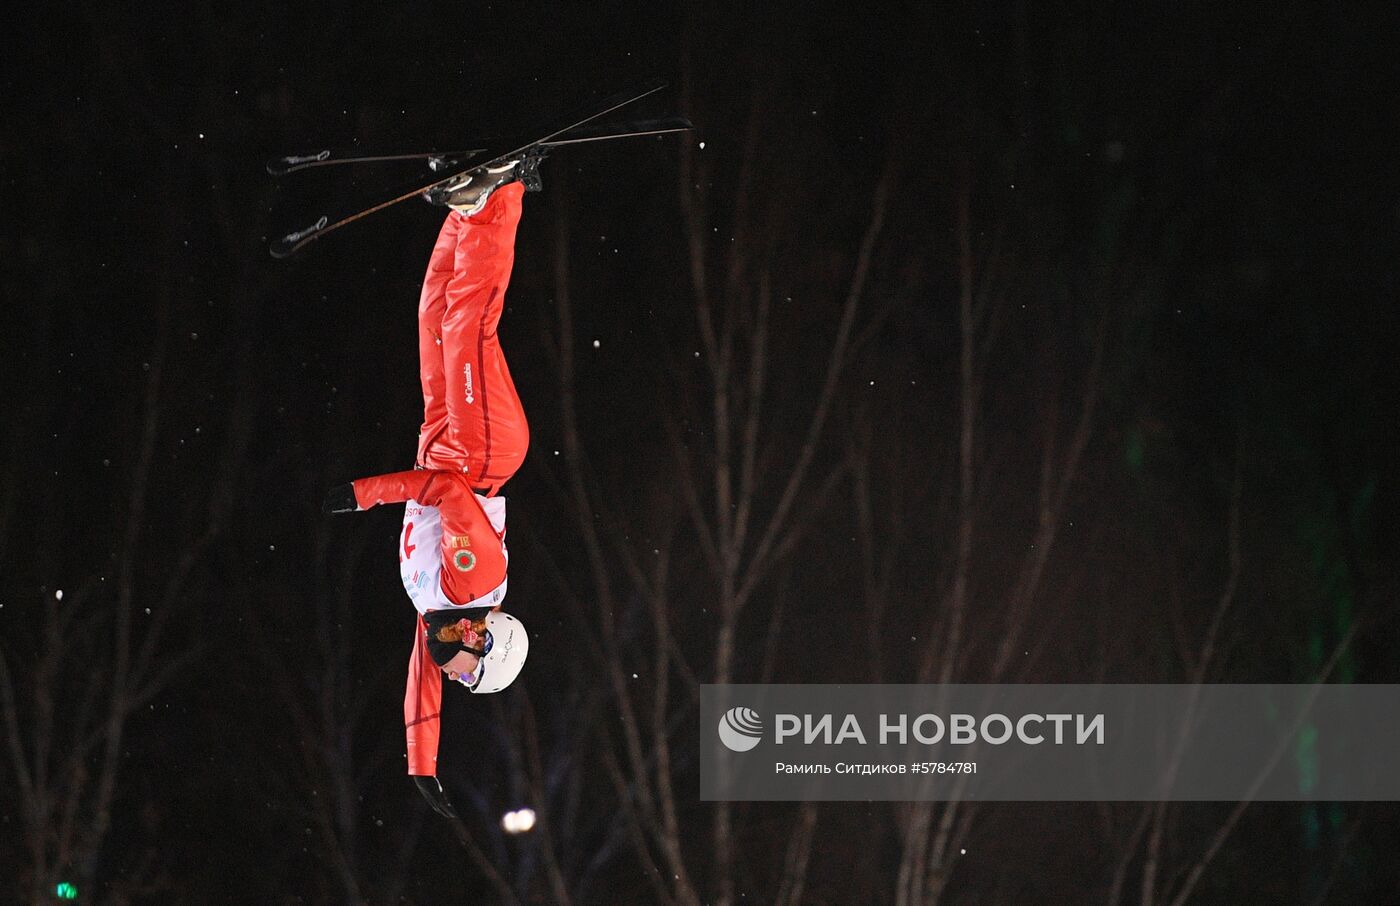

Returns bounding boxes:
[399,495,507,615]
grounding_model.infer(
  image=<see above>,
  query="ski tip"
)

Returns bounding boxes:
[269,215,329,259]
[266,150,332,176]
[632,79,668,105]
[268,236,300,259]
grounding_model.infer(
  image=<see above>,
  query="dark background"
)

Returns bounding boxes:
[3,2,1397,903]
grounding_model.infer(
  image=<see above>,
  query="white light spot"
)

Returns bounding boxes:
[501,808,536,834]
[592,339,600,348]
[55,589,64,601]
[960,848,967,855]
[698,141,706,149]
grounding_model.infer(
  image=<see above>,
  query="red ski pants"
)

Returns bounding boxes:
[414,182,529,495]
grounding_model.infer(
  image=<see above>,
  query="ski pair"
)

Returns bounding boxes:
[266,116,692,177]
[269,80,689,259]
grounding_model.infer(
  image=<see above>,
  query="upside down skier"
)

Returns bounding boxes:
[324,157,539,818]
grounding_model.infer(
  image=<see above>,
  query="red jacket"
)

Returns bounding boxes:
[352,470,507,605]
[352,469,508,775]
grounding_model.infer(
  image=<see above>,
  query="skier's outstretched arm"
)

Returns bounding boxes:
[323,470,466,512]
[324,470,508,601]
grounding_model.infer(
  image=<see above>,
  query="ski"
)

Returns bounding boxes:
[267,117,693,176]
[269,80,671,259]
[540,115,693,147]
[266,149,480,177]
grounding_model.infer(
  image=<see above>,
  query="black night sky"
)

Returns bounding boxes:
[3,2,1398,903]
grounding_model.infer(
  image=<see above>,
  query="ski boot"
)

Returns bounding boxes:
[425,146,547,216]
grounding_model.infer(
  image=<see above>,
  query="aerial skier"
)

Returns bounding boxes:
[293,81,689,821]
[323,158,539,818]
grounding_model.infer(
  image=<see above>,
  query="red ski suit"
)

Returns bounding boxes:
[349,182,529,775]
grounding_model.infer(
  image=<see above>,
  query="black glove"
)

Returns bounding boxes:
[414,775,460,820]
[323,483,358,514]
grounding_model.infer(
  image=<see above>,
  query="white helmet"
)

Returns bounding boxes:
[466,611,529,694]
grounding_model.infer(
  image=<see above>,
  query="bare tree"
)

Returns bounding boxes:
[890,158,1109,906]
[0,297,254,902]
[1099,470,1364,906]
[533,62,898,899]
[243,493,432,906]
